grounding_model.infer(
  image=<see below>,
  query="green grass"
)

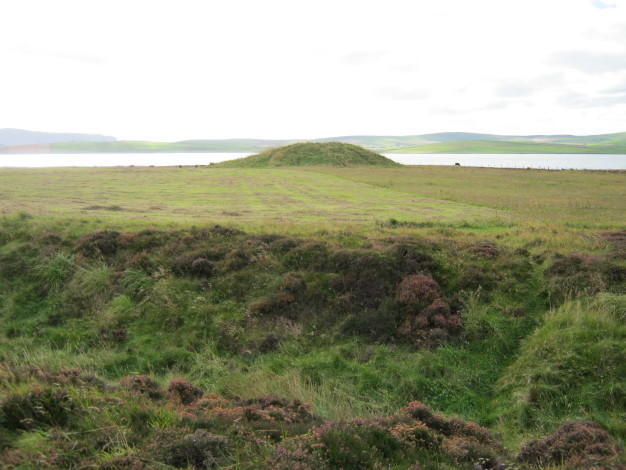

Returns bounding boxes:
[315,166,626,255]
[384,140,626,153]
[2,165,624,255]
[0,166,500,230]
[0,163,624,468]
[216,142,401,168]
[493,294,626,445]
[316,166,625,226]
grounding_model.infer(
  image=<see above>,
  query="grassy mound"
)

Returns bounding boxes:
[493,294,626,440]
[217,142,401,167]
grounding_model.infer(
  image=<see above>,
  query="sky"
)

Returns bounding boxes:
[1,0,626,141]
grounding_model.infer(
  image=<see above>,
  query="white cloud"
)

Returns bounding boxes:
[341,51,387,65]
[551,51,626,74]
[591,0,617,8]
[375,87,428,101]
[557,91,626,108]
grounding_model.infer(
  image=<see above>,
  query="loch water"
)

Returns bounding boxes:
[1,152,625,170]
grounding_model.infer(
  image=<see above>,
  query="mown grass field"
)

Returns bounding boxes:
[0,166,502,230]
[1,165,624,257]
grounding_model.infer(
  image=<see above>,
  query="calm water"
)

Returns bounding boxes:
[1,152,625,170]
[389,153,626,170]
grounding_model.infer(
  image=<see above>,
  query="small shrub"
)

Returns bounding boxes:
[281,272,306,294]
[167,378,204,405]
[258,332,281,353]
[544,254,626,303]
[126,229,173,251]
[249,292,295,316]
[517,420,623,469]
[172,256,215,277]
[0,387,77,430]
[442,436,501,465]
[119,375,163,399]
[283,242,332,270]
[161,429,229,469]
[235,396,316,424]
[471,241,500,258]
[190,257,215,276]
[329,270,388,309]
[397,274,439,307]
[458,265,497,292]
[74,231,122,257]
[24,367,104,389]
[123,251,155,272]
[405,402,449,433]
[386,242,439,275]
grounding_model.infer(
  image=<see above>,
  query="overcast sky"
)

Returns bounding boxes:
[1,0,625,141]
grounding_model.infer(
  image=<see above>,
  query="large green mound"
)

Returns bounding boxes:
[217,142,401,167]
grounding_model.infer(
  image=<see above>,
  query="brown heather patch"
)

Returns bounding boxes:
[517,420,623,469]
[269,401,509,469]
[119,375,164,399]
[544,253,626,303]
[167,378,204,405]
[397,273,439,307]
[471,240,500,258]
[601,230,626,252]
[0,386,78,431]
[74,230,123,257]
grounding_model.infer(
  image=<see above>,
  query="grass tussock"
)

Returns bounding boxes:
[494,294,626,443]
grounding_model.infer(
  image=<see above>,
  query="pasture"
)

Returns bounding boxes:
[1,165,623,253]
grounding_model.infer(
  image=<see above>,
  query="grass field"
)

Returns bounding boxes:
[1,165,624,253]
[0,164,624,468]
[316,166,625,226]
[0,167,501,230]
[384,140,626,153]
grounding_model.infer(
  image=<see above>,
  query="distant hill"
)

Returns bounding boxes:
[310,135,433,150]
[0,128,116,146]
[385,140,626,154]
[2,129,625,154]
[216,142,401,167]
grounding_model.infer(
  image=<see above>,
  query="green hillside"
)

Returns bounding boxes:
[385,140,626,154]
[49,140,282,153]
[311,135,434,149]
[216,142,401,167]
[2,130,625,154]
